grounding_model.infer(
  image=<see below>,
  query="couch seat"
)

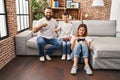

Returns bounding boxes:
[91,37,120,58]
[26,36,52,49]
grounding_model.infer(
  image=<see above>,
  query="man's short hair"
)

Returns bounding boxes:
[45,7,52,10]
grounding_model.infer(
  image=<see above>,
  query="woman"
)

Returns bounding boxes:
[70,24,93,75]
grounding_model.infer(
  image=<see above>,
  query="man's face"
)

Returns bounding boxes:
[45,9,53,20]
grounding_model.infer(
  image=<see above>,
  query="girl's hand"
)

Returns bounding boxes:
[83,41,90,49]
[73,36,78,42]
[71,36,78,50]
[83,41,88,44]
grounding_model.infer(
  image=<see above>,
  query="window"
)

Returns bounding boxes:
[0,0,8,40]
[16,0,29,32]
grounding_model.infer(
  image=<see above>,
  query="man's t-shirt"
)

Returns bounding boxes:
[35,18,58,39]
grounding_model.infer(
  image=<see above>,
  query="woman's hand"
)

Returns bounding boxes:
[71,36,78,50]
[82,41,91,49]
[73,36,78,42]
[82,41,88,45]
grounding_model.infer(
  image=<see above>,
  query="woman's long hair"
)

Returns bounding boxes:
[76,24,88,37]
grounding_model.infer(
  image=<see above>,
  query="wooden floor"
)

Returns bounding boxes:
[0,56,120,80]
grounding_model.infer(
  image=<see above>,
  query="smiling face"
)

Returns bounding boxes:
[76,24,88,37]
[78,27,86,36]
[45,8,53,20]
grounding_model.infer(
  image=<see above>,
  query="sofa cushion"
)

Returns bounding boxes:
[83,20,116,37]
[33,20,116,37]
[26,37,52,49]
[71,20,82,35]
[15,30,33,55]
[91,37,120,58]
[57,20,82,35]
[26,37,38,49]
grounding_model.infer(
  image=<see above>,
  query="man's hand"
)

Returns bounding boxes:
[42,23,48,27]
[32,23,48,33]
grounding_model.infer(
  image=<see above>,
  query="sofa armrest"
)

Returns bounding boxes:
[116,31,120,37]
[15,30,33,55]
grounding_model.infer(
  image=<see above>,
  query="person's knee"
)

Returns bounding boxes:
[37,38,45,45]
[81,43,87,47]
[55,40,62,48]
[75,43,81,48]
[66,41,70,46]
[62,41,66,46]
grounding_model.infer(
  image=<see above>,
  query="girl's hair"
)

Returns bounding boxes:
[76,24,88,37]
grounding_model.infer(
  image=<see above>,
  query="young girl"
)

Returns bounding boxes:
[70,24,93,75]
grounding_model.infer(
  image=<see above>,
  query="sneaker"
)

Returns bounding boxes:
[39,56,45,61]
[61,54,66,60]
[70,66,78,74]
[84,66,93,75]
[67,54,70,60]
[45,55,51,60]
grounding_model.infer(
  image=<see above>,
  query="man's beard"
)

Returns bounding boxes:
[45,15,52,20]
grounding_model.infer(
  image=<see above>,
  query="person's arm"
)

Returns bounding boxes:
[83,37,92,49]
[71,36,78,50]
[83,41,90,48]
[54,22,61,33]
[54,27,61,33]
[87,41,91,49]
[32,23,47,33]
[70,24,74,37]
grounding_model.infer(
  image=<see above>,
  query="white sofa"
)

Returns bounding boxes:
[15,20,120,69]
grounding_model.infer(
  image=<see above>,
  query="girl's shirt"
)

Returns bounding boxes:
[70,36,92,44]
[58,21,73,38]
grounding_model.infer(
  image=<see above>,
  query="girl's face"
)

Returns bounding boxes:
[78,27,85,36]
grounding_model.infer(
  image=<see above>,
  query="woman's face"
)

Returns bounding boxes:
[78,27,85,36]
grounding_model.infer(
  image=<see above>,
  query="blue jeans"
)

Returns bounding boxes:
[37,36,62,57]
[59,39,71,55]
[70,42,89,62]
[62,40,71,55]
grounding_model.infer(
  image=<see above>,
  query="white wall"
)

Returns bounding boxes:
[110,0,120,33]
[110,0,120,20]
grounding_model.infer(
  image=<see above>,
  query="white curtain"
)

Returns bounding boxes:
[110,0,120,32]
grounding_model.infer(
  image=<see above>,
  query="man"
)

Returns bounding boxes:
[32,7,61,61]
